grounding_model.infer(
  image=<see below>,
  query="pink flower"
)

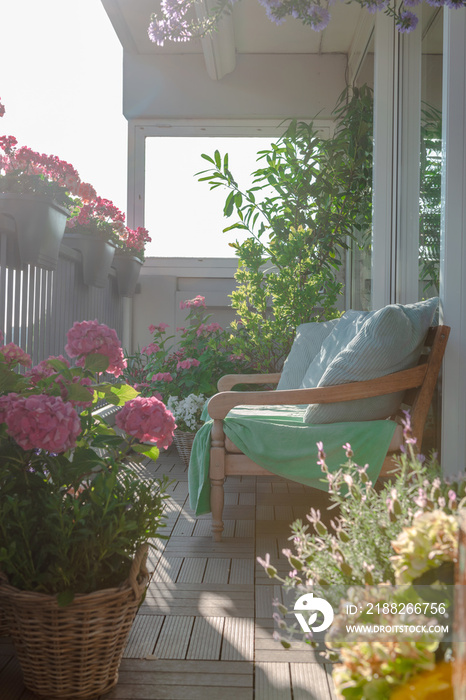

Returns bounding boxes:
[141,342,160,355]
[177,358,200,370]
[148,323,169,334]
[151,372,173,382]
[228,353,245,362]
[180,295,206,310]
[26,355,70,384]
[0,342,32,367]
[0,394,14,423]
[6,394,81,453]
[65,320,127,377]
[115,396,176,448]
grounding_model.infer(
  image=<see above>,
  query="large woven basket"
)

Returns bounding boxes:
[173,429,196,467]
[0,544,149,699]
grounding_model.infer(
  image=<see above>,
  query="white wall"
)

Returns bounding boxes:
[123,53,348,121]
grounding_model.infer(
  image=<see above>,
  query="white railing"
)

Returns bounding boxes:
[0,234,124,365]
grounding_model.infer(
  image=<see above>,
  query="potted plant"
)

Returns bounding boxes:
[123,295,251,464]
[111,224,151,297]
[0,134,80,270]
[64,191,124,288]
[257,414,465,699]
[0,321,176,698]
[167,393,207,466]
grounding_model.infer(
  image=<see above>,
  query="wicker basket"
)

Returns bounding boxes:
[173,429,196,467]
[0,544,149,699]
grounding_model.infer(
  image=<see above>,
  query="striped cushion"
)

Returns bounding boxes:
[303,297,439,424]
[277,319,339,390]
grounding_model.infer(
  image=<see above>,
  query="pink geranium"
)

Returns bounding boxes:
[180,295,206,310]
[115,396,176,449]
[6,394,81,453]
[177,358,200,370]
[65,319,127,377]
[141,342,160,355]
[151,372,173,382]
[0,342,32,368]
[149,323,169,333]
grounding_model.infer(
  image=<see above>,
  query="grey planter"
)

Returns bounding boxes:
[63,232,116,288]
[0,194,69,270]
[112,253,143,297]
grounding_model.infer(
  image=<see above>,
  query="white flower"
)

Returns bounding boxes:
[167,393,206,432]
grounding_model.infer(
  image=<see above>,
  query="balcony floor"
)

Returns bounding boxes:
[0,445,336,699]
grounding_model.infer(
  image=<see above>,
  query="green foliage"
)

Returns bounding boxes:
[419,103,442,296]
[123,296,251,402]
[198,86,374,371]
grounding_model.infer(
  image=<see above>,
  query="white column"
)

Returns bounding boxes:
[372,13,397,309]
[440,10,466,477]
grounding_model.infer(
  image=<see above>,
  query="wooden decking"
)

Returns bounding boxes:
[0,445,336,699]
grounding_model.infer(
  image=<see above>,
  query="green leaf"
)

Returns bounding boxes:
[132,443,160,462]
[84,353,110,373]
[214,150,221,169]
[57,590,75,607]
[66,382,94,403]
[109,383,139,406]
[200,153,215,164]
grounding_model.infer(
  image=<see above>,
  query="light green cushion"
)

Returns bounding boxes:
[303,297,439,424]
[277,319,339,390]
[300,310,370,389]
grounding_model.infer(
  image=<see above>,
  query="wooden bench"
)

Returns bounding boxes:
[207,325,450,541]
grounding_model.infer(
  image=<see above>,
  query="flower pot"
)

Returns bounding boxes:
[112,252,143,297]
[0,193,69,270]
[0,544,149,699]
[63,232,116,288]
[173,429,196,467]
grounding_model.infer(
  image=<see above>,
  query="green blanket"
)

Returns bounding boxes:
[188,405,397,515]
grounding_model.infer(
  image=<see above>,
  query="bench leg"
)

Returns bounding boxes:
[211,477,224,541]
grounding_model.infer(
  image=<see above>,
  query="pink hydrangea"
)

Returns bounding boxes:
[65,319,127,377]
[26,355,70,384]
[5,394,81,453]
[177,358,200,370]
[141,342,160,355]
[115,396,176,449]
[151,372,173,382]
[180,295,206,310]
[0,342,32,367]
[0,393,15,424]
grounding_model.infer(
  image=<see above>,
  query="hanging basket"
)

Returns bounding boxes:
[63,232,116,288]
[112,252,143,297]
[0,544,149,699]
[0,193,69,270]
[173,429,196,467]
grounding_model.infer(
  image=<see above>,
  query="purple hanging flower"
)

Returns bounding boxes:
[306,4,331,31]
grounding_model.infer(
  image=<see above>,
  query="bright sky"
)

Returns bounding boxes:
[0,0,275,258]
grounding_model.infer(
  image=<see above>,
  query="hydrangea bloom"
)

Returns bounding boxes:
[65,319,127,377]
[6,394,81,453]
[0,342,32,368]
[26,355,70,384]
[115,396,176,448]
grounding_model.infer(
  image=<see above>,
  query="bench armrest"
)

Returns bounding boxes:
[217,373,282,391]
[208,364,427,420]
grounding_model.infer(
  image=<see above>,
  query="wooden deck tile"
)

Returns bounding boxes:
[239,492,255,505]
[177,557,207,583]
[234,519,255,538]
[124,615,164,659]
[256,504,274,521]
[151,556,183,583]
[203,558,230,584]
[221,617,254,661]
[185,617,224,659]
[291,662,335,700]
[172,515,196,537]
[152,616,194,659]
[255,662,292,700]
[229,558,254,585]
[224,491,239,505]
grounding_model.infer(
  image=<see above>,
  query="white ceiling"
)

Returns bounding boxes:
[104,0,369,56]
